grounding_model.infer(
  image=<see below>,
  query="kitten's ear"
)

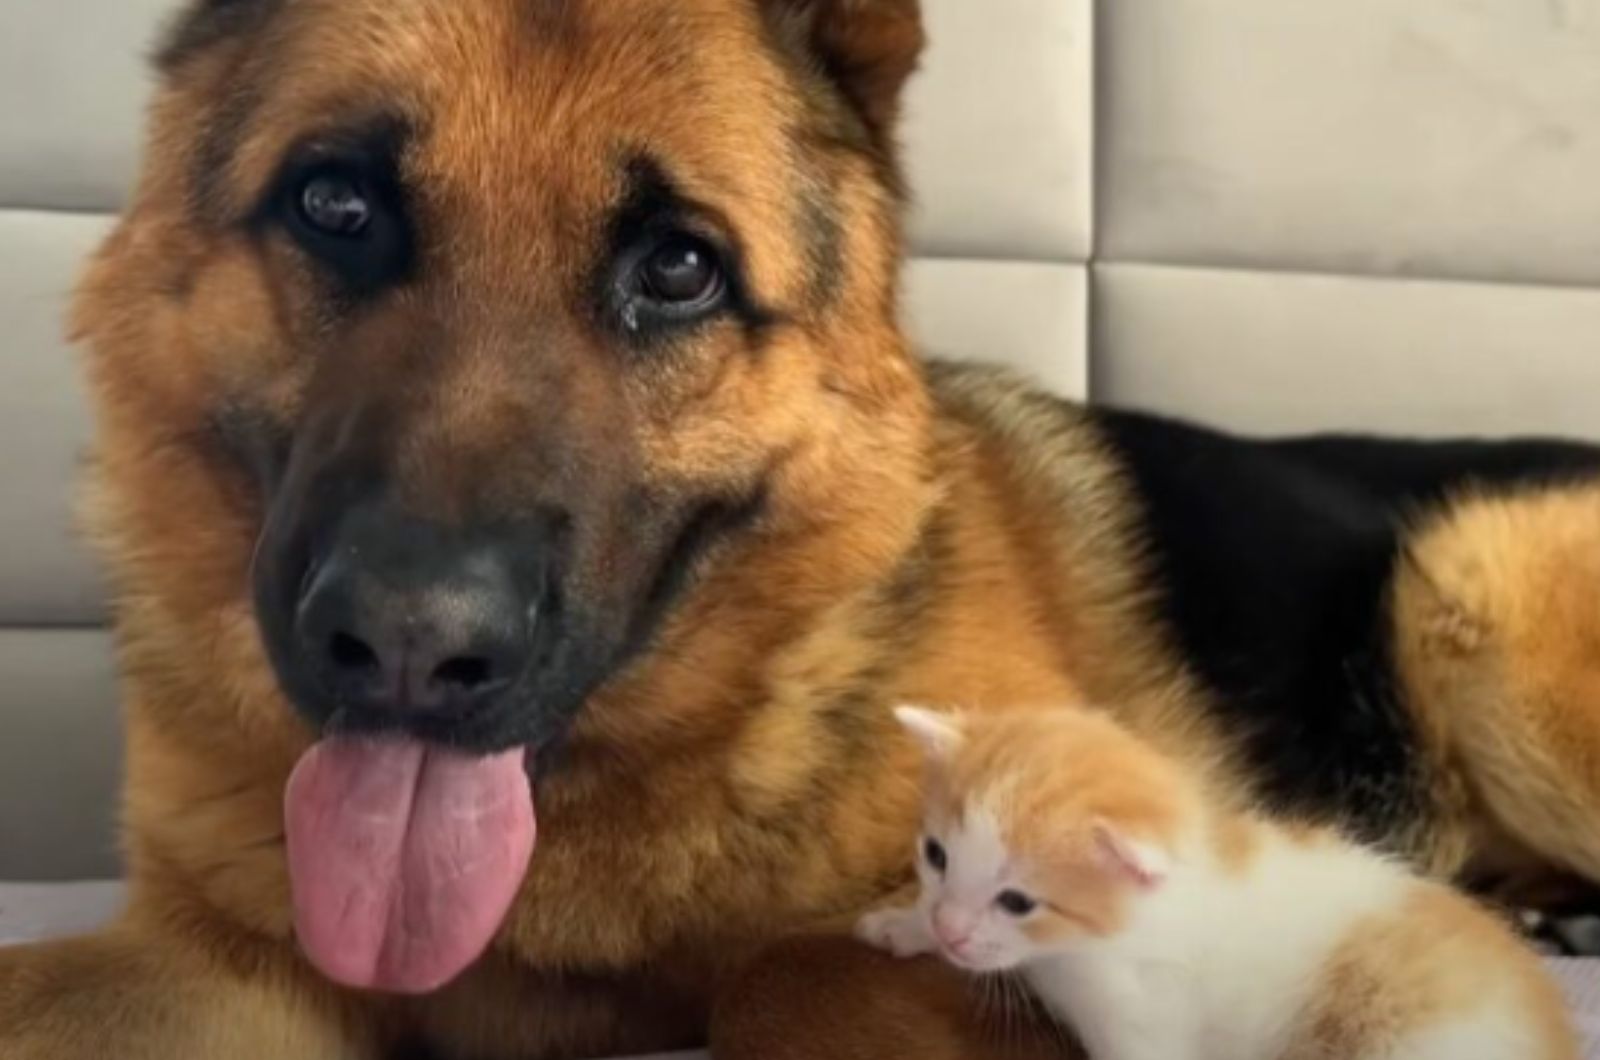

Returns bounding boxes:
[1090,820,1170,889]
[893,705,964,762]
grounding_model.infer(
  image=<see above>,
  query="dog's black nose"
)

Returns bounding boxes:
[293,515,534,718]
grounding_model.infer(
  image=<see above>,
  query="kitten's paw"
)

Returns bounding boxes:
[854,908,933,958]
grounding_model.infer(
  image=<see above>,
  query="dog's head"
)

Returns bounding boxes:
[77,0,935,756]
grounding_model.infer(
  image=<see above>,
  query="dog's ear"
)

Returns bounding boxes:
[155,0,280,73]
[761,0,925,151]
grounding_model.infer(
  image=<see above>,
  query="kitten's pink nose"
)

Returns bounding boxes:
[933,902,976,950]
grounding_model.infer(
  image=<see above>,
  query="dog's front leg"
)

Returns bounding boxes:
[0,923,370,1060]
[710,933,1080,1060]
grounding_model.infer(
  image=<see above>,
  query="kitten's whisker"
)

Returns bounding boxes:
[990,974,1013,1050]
[996,972,1025,1052]
[1011,975,1038,1053]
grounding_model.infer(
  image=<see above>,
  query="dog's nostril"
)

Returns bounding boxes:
[431,655,494,691]
[328,631,380,673]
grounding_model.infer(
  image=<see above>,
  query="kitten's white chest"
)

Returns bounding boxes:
[1025,950,1205,1060]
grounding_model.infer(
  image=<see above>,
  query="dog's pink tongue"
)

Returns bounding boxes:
[284,737,534,995]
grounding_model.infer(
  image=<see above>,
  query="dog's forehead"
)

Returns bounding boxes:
[262,0,788,135]
[216,0,800,215]
[155,0,856,316]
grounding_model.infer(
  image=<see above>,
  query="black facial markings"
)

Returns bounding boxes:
[189,74,270,227]
[154,0,283,73]
[595,154,779,348]
[792,145,845,313]
[754,9,878,164]
[385,1042,444,1060]
[1097,408,1600,846]
[253,115,418,300]
[620,482,771,663]
[519,0,583,43]
[206,402,293,498]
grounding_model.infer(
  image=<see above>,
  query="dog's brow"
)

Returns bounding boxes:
[521,0,582,40]
[601,151,785,337]
[235,113,415,231]
[613,153,692,233]
[156,0,285,73]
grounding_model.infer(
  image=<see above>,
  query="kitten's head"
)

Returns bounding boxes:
[895,705,1188,972]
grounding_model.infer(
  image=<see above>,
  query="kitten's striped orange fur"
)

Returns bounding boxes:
[859,707,1577,1060]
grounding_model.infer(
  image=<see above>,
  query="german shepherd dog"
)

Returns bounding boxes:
[4,1,1600,1057]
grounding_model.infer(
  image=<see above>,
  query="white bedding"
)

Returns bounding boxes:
[3,882,1596,1057]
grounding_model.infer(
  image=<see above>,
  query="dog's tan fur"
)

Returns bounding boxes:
[3,1,1599,1057]
[1393,485,1600,890]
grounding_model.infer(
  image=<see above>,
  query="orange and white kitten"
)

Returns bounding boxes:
[858,707,1576,1060]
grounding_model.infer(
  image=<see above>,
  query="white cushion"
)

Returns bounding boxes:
[0,881,125,946]
[903,0,1092,261]
[1098,0,1600,288]
[906,259,1087,398]
[0,0,170,211]
[0,630,121,881]
[1094,262,1600,439]
[0,210,109,626]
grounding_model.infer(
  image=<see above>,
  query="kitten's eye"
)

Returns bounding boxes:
[923,837,947,874]
[996,890,1037,917]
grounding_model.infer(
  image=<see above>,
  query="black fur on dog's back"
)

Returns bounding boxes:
[1098,408,1600,845]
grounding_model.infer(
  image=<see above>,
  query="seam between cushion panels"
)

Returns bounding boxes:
[0,202,118,219]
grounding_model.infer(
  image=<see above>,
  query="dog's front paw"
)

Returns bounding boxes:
[854,907,933,958]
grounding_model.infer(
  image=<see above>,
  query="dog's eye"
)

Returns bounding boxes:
[995,890,1036,917]
[923,836,948,874]
[274,156,412,295]
[296,171,372,237]
[639,236,724,308]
